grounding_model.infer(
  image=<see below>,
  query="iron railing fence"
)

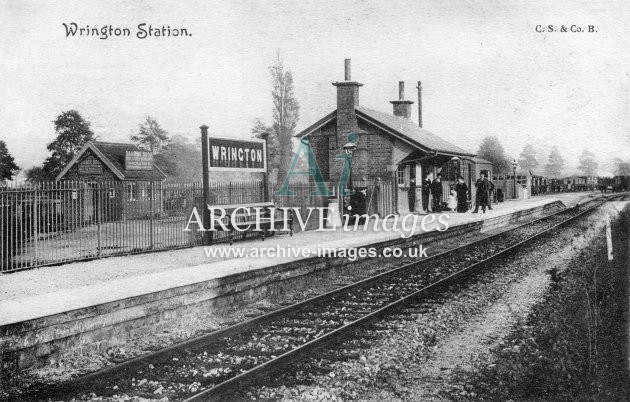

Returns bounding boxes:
[270,179,397,230]
[0,179,397,272]
[0,181,208,272]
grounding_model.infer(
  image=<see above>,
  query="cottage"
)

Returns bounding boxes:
[296,60,487,214]
[56,141,166,221]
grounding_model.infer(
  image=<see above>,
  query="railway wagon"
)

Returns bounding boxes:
[613,175,630,192]
[599,176,630,192]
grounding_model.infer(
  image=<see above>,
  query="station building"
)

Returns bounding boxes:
[296,60,491,214]
[56,141,166,221]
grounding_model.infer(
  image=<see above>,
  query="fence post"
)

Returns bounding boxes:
[200,125,212,245]
[97,182,102,256]
[33,186,39,265]
[150,181,155,249]
[260,132,270,202]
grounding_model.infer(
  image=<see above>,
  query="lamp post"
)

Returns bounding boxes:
[511,159,518,199]
[341,141,358,220]
[343,141,358,187]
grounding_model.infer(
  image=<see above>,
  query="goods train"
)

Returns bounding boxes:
[598,176,630,193]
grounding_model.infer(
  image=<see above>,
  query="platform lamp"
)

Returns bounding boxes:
[341,141,358,218]
[512,159,518,199]
[343,141,358,186]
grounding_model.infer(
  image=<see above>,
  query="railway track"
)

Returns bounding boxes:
[23,196,618,401]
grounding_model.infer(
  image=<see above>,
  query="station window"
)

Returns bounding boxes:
[442,161,459,181]
[397,165,407,186]
[127,183,138,201]
[147,184,159,201]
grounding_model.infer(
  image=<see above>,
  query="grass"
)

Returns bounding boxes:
[454,209,629,401]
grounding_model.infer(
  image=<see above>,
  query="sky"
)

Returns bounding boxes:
[1,0,629,176]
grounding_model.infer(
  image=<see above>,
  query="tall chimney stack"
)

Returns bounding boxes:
[331,59,363,184]
[390,81,413,119]
[416,81,423,128]
[344,58,351,81]
[333,59,363,141]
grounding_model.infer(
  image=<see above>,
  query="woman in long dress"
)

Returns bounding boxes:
[455,176,469,212]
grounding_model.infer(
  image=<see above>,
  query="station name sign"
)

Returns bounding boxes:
[207,137,266,172]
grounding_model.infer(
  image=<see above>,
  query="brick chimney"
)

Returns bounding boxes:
[333,59,363,145]
[390,81,414,119]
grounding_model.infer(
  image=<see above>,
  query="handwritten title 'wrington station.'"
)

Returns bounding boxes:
[62,23,191,39]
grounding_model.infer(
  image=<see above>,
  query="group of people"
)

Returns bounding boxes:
[413,172,494,214]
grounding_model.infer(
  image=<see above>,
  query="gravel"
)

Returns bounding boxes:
[235,201,616,401]
[2,193,604,401]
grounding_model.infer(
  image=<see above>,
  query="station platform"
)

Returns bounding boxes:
[0,192,601,373]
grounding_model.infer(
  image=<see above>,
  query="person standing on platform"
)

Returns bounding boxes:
[422,174,432,212]
[431,173,443,212]
[408,178,417,213]
[455,176,469,212]
[487,178,495,210]
[473,172,490,213]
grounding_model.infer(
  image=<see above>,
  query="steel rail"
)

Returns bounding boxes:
[185,197,609,400]
[26,196,609,401]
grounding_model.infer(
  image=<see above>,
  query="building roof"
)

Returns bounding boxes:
[356,106,474,156]
[469,157,493,165]
[296,107,474,157]
[56,141,167,181]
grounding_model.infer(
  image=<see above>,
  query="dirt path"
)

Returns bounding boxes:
[399,204,617,401]
[408,268,551,401]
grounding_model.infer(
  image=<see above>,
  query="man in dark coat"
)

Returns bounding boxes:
[455,176,468,213]
[473,172,490,213]
[487,179,495,210]
[408,178,417,213]
[431,173,443,212]
[421,175,432,212]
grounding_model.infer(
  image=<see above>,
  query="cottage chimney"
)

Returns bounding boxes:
[416,81,423,128]
[390,81,414,119]
[333,59,363,143]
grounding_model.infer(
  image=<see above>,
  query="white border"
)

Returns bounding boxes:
[206,137,267,173]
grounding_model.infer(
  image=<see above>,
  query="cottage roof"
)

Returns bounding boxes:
[468,157,493,165]
[295,107,474,157]
[56,141,167,181]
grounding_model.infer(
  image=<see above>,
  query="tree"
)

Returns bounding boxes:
[252,118,280,173]
[156,135,205,182]
[613,158,630,175]
[131,116,170,154]
[254,53,299,183]
[154,153,178,178]
[0,140,19,181]
[518,143,538,173]
[544,146,565,178]
[577,149,598,176]
[25,166,48,183]
[43,110,96,179]
[477,136,511,174]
